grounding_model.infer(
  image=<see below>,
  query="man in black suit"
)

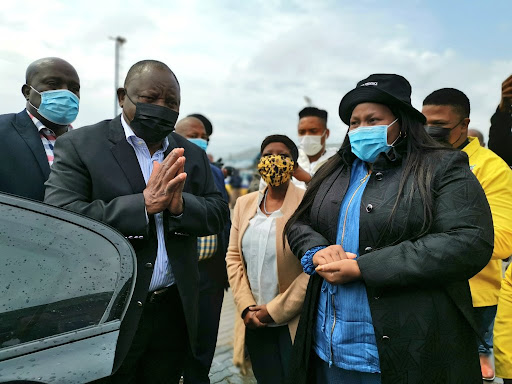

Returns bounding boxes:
[175,116,231,383]
[0,57,80,200]
[44,60,229,384]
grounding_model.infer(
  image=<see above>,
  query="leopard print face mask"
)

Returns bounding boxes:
[257,154,295,187]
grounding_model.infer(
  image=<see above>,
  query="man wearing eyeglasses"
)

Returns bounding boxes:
[422,88,512,382]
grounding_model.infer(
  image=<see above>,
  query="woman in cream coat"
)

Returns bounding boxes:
[226,135,309,384]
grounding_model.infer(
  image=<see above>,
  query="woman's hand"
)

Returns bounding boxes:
[312,245,356,266]
[252,304,275,324]
[316,257,361,285]
[243,307,268,329]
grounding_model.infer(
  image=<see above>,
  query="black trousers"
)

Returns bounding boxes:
[109,285,189,384]
[245,325,292,384]
[183,286,225,384]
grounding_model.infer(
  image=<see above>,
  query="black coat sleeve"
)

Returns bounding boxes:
[488,107,512,166]
[167,149,229,237]
[357,151,494,288]
[286,207,331,260]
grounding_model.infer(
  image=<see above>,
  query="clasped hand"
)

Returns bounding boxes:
[243,304,274,329]
[143,148,187,216]
[313,245,362,285]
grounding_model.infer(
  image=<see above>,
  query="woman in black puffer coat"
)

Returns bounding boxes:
[285,74,493,384]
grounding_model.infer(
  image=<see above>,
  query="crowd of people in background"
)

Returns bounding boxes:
[0,57,511,384]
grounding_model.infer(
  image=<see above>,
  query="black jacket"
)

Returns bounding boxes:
[286,145,493,384]
[198,164,231,290]
[0,111,51,200]
[44,115,229,373]
[489,107,512,166]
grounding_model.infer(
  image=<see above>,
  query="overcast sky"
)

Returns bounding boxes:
[1,0,510,160]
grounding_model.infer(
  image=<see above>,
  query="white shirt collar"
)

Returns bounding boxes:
[121,113,137,140]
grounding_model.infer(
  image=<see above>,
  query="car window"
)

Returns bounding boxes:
[0,196,135,350]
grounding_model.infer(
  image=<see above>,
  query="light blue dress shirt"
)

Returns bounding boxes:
[121,115,175,291]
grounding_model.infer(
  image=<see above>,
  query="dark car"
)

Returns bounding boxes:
[0,193,136,383]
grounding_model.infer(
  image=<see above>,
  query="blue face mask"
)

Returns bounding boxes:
[188,138,208,152]
[348,119,398,163]
[30,86,79,125]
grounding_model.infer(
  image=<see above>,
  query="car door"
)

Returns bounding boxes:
[0,193,136,383]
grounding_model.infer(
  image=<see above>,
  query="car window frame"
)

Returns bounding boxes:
[0,192,137,362]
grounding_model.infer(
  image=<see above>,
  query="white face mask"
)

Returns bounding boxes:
[299,131,326,156]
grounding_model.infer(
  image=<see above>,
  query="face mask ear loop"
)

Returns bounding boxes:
[28,101,39,112]
[27,86,41,112]
[29,85,41,95]
[388,118,402,147]
[125,91,137,106]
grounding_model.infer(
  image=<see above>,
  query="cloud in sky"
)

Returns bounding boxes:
[0,0,510,161]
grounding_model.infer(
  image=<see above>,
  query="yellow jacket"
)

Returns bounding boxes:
[464,137,512,307]
[494,264,512,378]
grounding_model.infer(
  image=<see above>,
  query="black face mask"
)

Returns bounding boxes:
[127,96,179,144]
[425,117,464,147]
[425,126,452,146]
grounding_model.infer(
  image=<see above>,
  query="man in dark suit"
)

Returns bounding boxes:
[44,60,229,384]
[175,115,231,383]
[0,57,80,200]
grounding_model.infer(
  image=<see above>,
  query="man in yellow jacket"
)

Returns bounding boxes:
[423,88,512,382]
[495,266,512,383]
[489,76,512,383]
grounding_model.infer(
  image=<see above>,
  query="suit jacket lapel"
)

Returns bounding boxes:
[164,132,178,157]
[108,115,147,193]
[13,111,51,179]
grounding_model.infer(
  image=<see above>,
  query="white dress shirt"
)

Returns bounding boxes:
[242,192,282,309]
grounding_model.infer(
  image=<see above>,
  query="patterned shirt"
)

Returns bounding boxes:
[120,114,175,291]
[26,110,71,166]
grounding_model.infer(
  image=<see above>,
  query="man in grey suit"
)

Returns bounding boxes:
[0,57,80,200]
[44,60,229,383]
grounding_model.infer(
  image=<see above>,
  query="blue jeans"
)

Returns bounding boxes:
[474,305,497,355]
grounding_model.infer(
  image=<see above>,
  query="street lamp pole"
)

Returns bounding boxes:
[110,36,126,117]
[304,96,313,106]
